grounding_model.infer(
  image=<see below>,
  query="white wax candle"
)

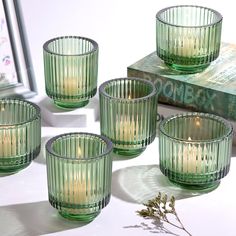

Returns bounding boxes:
[116,115,139,142]
[181,38,200,57]
[61,77,78,96]
[115,94,140,141]
[173,29,201,57]
[64,147,92,204]
[178,137,203,173]
[64,179,91,204]
[0,129,17,157]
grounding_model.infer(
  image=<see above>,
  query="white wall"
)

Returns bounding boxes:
[20,0,236,95]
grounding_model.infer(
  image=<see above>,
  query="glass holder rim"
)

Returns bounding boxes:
[46,132,113,161]
[156,5,223,28]
[99,77,157,102]
[0,98,41,128]
[43,35,99,57]
[159,112,233,144]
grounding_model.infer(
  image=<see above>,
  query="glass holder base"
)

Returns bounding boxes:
[113,147,146,157]
[165,62,210,74]
[59,210,100,222]
[54,100,89,109]
[0,146,40,174]
[0,162,31,175]
[168,178,220,190]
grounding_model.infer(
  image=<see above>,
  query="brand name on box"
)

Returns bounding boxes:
[143,74,216,111]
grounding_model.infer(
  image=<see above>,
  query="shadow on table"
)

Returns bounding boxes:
[123,220,183,236]
[0,201,86,236]
[112,165,217,203]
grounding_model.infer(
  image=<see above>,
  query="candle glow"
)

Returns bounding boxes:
[173,29,201,57]
[0,128,16,157]
[61,77,78,96]
[116,115,139,142]
[180,137,202,173]
[64,178,91,204]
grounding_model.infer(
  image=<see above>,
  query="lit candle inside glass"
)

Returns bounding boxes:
[159,112,232,188]
[115,95,139,142]
[62,77,78,95]
[64,147,92,204]
[44,36,98,109]
[64,179,91,204]
[181,37,200,57]
[174,30,201,57]
[180,137,202,173]
[59,65,80,96]
[0,129,17,157]
[46,132,113,221]
[116,115,139,142]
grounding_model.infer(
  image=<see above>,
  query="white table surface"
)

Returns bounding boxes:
[0,102,236,236]
[1,0,236,235]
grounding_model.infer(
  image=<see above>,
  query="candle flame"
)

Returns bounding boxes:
[188,137,192,141]
[77,147,82,158]
[128,94,131,99]
[195,116,201,126]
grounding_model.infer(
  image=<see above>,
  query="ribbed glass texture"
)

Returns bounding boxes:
[46,133,113,221]
[156,5,222,73]
[99,78,158,157]
[0,99,41,173]
[159,113,233,189]
[43,36,98,108]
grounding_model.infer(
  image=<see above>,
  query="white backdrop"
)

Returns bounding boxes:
[20,0,236,95]
[0,2,236,235]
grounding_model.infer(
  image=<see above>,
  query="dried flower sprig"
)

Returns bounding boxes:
[137,192,192,236]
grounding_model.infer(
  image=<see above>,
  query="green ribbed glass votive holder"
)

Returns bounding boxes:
[99,77,158,157]
[0,99,41,173]
[43,36,98,108]
[159,113,233,189]
[156,5,222,73]
[46,133,113,221]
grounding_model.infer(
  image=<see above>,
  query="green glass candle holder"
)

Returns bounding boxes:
[159,112,233,189]
[43,36,98,108]
[99,77,158,157]
[156,5,222,73]
[0,99,41,173]
[46,132,113,222]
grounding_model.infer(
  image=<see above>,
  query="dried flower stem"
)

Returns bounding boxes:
[137,192,192,236]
